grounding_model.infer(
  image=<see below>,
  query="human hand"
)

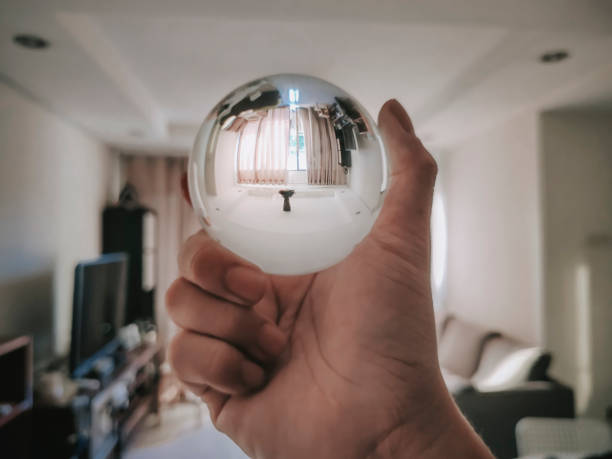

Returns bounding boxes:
[167,100,492,458]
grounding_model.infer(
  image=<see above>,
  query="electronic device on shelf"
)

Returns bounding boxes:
[103,196,157,326]
[70,253,128,379]
[30,249,160,459]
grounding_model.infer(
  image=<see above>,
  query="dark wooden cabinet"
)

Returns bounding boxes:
[103,206,157,325]
[0,336,33,459]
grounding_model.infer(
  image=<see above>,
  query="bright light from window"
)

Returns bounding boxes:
[289,88,300,104]
[431,191,447,308]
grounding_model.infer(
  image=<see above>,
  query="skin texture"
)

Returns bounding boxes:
[167,100,493,459]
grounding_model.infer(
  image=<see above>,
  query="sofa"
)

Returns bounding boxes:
[437,315,574,459]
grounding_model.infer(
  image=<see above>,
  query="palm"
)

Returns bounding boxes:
[215,230,440,459]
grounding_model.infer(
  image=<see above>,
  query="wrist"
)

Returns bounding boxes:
[369,374,493,459]
[411,397,493,459]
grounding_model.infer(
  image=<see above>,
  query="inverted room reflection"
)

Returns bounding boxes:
[189,74,387,274]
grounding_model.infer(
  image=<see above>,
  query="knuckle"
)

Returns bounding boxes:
[410,141,437,178]
[165,278,184,313]
[228,310,257,339]
[178,233,197,267]
[209,344,240,379]
[190,242,217,284]
[178,230,208,271]
[420,154,438,178]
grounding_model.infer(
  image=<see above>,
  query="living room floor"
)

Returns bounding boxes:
[126,402,249,459]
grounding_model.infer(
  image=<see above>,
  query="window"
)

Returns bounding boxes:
[289,88,300,104]
[288,97,307,172]
[288,131,306,171]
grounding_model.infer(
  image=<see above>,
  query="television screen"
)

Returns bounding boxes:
[70,253,127,377]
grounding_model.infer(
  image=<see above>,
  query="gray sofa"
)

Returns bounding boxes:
[438,315,574,459]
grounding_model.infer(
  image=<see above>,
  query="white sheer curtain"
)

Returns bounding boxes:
[298,107,346,185]
[237,107,290,184]
[236,118,261,183]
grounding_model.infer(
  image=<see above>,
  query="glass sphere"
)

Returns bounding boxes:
[188,74,388,275]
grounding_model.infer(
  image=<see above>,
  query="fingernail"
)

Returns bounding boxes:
[241,361,265,388]
[225,266,266,303]
[258,323,287,356]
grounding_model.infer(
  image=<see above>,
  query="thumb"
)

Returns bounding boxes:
[369,100,438,257]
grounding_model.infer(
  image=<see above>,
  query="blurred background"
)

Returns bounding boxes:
[0,1,611,458]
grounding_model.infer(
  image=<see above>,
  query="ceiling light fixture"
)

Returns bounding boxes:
[540,50,569,64]
[13,34,50,50]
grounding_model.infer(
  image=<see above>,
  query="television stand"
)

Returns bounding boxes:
[90,342,161,457]
[34,342,161,459]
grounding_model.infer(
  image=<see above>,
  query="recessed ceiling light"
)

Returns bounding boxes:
[540,50,569,64]
[13,34,50,50]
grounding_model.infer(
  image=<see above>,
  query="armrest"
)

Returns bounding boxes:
[453,382,574,459]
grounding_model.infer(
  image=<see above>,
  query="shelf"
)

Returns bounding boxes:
[120,393,155,443]
[0,400,33,429]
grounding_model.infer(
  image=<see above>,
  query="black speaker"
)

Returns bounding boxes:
[102,206,157,325]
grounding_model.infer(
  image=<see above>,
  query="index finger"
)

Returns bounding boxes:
[178,229,267,305]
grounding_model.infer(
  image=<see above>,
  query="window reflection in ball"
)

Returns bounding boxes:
[188,74,388,275]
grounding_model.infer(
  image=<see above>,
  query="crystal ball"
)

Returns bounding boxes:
[188,74,388,275]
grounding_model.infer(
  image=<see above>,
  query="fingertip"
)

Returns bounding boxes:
[378,99,414,135]
[241,360,266,389]
[258,322,287,357]
[378,99,398,126]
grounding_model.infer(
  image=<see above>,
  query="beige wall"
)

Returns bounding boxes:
[541,111,612,416]
[440,108,612,417]
[0,82,112,360]
[440,111,543,344]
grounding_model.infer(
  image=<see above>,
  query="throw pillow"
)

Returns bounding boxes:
[473,347,544,392]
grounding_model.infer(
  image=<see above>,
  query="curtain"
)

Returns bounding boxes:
[236,117,262,183]
[123,156,199,348]
[237,107,290,184]
[297,107,346,185]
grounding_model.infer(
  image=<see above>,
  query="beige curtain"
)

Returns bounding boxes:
[123,156,199,348]
[236,117,262,183]
[237,107,290,184]
[297,107,346,185]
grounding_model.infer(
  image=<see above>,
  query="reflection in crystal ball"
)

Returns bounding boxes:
[189,74,388,275]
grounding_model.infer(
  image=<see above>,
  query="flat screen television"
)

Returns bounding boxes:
[70,253,128,378]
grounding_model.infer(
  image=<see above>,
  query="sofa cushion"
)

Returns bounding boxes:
[472,346,545,392]
[438,316,498,378]
[472,336,526,382]
[441,368,472,395]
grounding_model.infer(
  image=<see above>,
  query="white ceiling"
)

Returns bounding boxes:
[1,0,611,154]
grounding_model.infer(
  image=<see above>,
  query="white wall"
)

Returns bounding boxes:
[440,111,543,344]
[0,82,112,360]
[541,111,612,417]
